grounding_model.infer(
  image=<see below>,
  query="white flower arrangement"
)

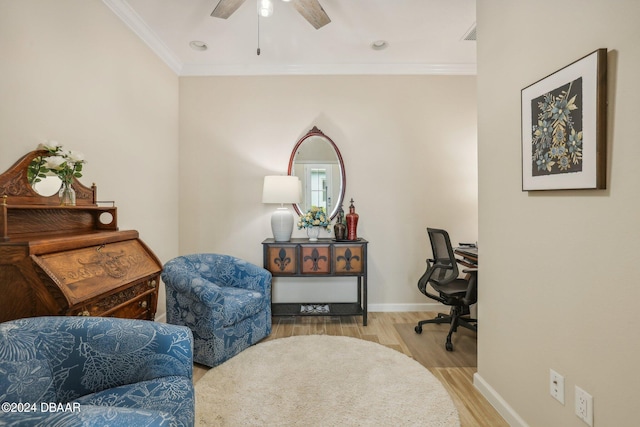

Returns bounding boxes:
[297,206,331,231]
[28,141,86,186]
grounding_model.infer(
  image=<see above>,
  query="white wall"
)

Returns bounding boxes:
[477,1,640,426]
[0,0,179,319]
[179,75,478,308]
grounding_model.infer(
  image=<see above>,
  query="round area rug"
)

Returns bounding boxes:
[195,335,459,427]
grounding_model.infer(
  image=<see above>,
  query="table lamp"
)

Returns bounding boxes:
[262,175,301,242]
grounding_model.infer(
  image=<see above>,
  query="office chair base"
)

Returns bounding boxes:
[414,308,477,351]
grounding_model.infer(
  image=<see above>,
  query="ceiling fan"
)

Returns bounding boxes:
[211,0,331,30]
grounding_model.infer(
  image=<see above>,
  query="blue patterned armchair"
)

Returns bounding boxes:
[161,253,272,367]
[0,316,194,427]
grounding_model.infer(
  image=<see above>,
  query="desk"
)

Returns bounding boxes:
[262,238,368,326]
[454,246,478,268]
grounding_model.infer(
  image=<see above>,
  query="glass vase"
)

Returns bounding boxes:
[306,226,320,242]
[59,182,76,206]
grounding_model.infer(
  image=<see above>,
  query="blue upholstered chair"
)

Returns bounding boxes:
[0,316,194,427]
[162,253,272,367]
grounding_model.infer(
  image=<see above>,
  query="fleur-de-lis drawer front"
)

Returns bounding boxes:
[263,239,367,276]
[301,245,330,274]
[334,245,363,273]
[267,246,296,274]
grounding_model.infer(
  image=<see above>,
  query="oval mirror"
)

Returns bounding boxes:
[28,154,63,196]
[32,175,62,197]
[288,127,345,220]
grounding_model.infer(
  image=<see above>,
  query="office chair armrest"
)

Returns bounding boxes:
[423,259,455,273]
[426,259,454,271]
[433,262,455,270]
[462,268,478,274]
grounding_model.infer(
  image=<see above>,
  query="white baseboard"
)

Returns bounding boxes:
[473,372,528,427]
[368,303,446,312]
[153,304,438,321]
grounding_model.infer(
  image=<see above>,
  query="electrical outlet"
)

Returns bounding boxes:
[575,386,593,426]
[549,369,564,404]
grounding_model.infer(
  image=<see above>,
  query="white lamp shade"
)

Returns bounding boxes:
[262,175,301,204]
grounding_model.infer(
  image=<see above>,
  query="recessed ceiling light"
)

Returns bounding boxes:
[189,41,208,51]
[371,40,388,51]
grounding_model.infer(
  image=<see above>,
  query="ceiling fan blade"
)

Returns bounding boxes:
[292,0,331,29]
[211,0,247,19]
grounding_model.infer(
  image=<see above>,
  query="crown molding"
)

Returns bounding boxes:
[179,62,477,77]
[102,0,182,75]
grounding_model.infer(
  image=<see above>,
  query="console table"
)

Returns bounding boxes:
[262,237,368,326]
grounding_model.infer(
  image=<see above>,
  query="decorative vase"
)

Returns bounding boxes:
[346,198,359,240]
[59,182,76,206]
[306,226,320,242]
[334,205,347,240]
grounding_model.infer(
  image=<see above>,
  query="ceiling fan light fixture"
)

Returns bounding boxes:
[258,0,274,17]
[189,40,208,51]
[371,40,388,51]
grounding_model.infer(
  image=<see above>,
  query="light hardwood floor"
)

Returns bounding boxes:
[194,312,507,427]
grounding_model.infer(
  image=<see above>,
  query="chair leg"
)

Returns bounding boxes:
[445,317,458,351]
[415,306,477,351]
[418,314,451,326]
[414,311,452,334]
[447,308,479,351]
[458,316,477,333]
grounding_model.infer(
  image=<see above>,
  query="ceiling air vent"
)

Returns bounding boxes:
[462,23,477,41]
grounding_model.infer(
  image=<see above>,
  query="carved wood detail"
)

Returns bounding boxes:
[0,149,95,205]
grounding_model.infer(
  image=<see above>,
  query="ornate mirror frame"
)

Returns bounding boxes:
[287,126,346,220]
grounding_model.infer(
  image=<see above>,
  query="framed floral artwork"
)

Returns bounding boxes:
[521,49,607,191]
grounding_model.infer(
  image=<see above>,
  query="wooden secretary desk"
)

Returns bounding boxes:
[0,150,161,323]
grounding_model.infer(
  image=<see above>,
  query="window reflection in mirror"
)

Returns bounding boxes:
[309,167,328,209]
[303,164,333,212]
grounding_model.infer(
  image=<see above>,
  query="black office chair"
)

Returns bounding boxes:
[414,228,477,351]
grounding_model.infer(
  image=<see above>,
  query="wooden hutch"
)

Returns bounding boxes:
[0,150,161,322]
